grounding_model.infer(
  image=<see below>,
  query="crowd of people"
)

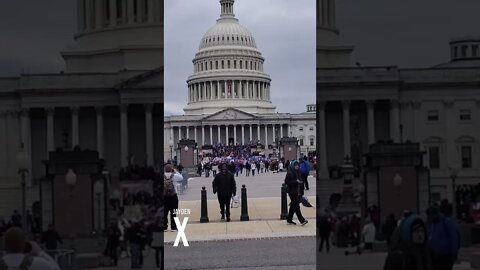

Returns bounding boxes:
[317,204,461,270]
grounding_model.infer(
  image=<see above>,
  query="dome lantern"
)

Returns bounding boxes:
[220,0,235,19]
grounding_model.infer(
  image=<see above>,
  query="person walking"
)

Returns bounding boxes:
[245,162,251,176]
[212,163,218,177]
[212,163,237,222]
[128,221,145,269]
[318,216,332,252]
[362,218,376,252]
[163,164,181,231]
[384,215,433,270]
[41,224,62,257]
[426,206,460,270]
[105,220,121,267]
[284,161,308,226]
[300,156,310,190]
[383,214,397,248]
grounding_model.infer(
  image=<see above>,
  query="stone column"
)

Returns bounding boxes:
[145,104,154,166]
[169,127,174,144]
[280,124,284,138]
[194,126,197,142]
[46,107,55,152]
[202,126,205,145]
[390,100,400,142]
[120,104,129,167]
[241,125,245,145]
[121,0,127,24]
[95,0,103,29]
[233,125,237,145]
[127,0,134,24]
[209,125,213,144]
[366,100,375,145]
[287,125,291,137]
[148,0,154,23]
[224,81,228,98]
[247,81,250,99]
[71,107,79,148]
[136,0,143,23]
[202,82,206,101]
[226,125,229,144]
[264,124,268,146]
[249,125,252,143]
[319,102,328,177]
[257,125,260,143]
[210,81,213,100]
[217,125,221,144]
[342,100,351,158]
[96,106,104,158]
[78,0,86,32]
[186,126,190,139]
[217,81,220,100]
[232,80,236,99]
[85,0,92,30]
[20,109,31,155]
[109,0,117,26]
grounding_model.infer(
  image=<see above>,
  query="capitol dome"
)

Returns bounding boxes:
[184,0,276,115]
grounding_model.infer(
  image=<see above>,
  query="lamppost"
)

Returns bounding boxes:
[65,169,77,250]
[16,147,30,231]
[169,139,173,161]
[449,166,459,220]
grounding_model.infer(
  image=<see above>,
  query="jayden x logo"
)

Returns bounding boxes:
[173,217,189,247]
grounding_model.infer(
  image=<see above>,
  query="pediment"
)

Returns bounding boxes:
[202,108,256,121]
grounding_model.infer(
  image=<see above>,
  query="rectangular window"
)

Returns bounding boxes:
[473,45,479,57]
[222,61,224,69]
[240,61,243,69]
[462,45,468,57]
[234,60,236,69]
[428,146,440,169]
[453,46,458,58]
[300,139,304,146]
[310,138,314,146]
[461,146,472,168]
[228,60,230,69]
[299,127,303,131]
[216,61,218,69]
[460,109,471,121]
[427,110,439,122]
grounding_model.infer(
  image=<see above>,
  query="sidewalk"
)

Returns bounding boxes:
[164,196,316,243]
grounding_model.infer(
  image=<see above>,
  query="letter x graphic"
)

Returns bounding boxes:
[173,217,189,247]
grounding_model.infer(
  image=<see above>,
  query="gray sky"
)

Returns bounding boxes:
[164,0,316,116]
[1,1,480,102]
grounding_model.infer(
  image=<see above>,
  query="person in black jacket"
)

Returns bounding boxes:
[212,163,237,222]
[105,220,121,266]
[318,215,332,252]
[284,160,308,226]
[384,215,433,270]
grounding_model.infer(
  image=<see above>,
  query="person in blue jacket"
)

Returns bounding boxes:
[299,156,310,190]
[426,206,460,270]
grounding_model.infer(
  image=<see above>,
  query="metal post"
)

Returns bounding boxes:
[452,175,457,220]
[21,172,27,230]
[280,184,288,220]
[240,185,249,221]
[200,186,209,223]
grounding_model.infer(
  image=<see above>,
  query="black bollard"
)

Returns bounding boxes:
[280,184,288,220]
[200,186,209,223]
[240,184,250,221]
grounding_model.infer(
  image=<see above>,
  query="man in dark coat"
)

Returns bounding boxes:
[212,163,237,222]
[284,160,307,226]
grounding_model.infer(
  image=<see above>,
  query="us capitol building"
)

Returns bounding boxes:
[0,0,163,221]
[164,0,316,160]
[317,0,480,208]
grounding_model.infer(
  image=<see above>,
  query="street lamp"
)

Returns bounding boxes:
[65,169,77,250]
[16,148,30,230]
[449,166,459,220]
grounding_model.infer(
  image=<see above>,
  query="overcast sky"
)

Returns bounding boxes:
[1,1,480,109]
[164,0,316,115]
